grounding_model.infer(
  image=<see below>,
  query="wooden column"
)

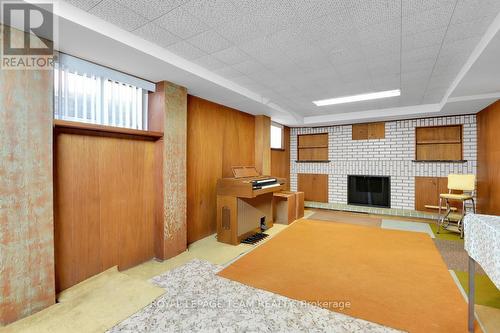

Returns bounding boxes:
[477,100,500,215]
[149,81,188,260]
[0,25,55,324]
[255,115,271,175]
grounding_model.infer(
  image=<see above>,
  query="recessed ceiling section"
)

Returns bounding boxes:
[57,0,500,125]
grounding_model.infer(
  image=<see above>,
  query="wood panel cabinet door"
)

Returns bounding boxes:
[352,124,368,140]
[297,173,328,203]
[368,122,385,139]
[415,177,439,212]
[415,176,463,212]
[352,123,385,140]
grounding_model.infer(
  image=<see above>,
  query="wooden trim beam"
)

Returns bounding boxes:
[54,119,163,140]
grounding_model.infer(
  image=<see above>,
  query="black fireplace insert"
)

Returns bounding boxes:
[347,175,390,208]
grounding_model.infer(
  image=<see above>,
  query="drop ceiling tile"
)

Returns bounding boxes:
[192,55,226,70]
[328,47,366,65]
[367,54,400,68]
[213,66,244,79]
[402,45,441,63]
[62,0,102,11]
[401,69,433,84]
[422,89,447,103]
[237,35,281,56]
[402,0,456,16]
[369,65,400,78]
[335,61,372,83]
[367,56,400,77]
[89,0,148,31]
[451,0,500,25]
[182,0,240,28]
[402,27,447,51]
[298,10,355,43]
[211,47,249,65]
[214,14,266,44]
[230,75,259,88]
[351,0,401,29]
[215,1,297,44]
[115,0,187,20]
[402,3,455,35]
[357,18,401,46]
[371,74,400,88]
[228,0,268,16]
[444,19,491,44]
[167,41,207,60]
[361,39,400,59]
[231,60,268,76]
[133,22,180,47]
[186,30,232,54]
[401,57,435,73]
[155,7,210,39]
[285,0,349,24]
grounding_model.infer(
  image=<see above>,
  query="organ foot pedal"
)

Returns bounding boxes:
[241,233,268,245]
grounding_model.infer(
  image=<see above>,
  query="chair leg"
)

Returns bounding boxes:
[437,197,442,234]
[472,198,476,214]
[460,200,466,238]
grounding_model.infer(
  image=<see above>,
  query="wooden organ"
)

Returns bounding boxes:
[216,166,286,245]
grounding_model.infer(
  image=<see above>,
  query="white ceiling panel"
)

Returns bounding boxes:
[231,60,268,76]
[213,66,244,80]
[211,47,250,65]
[63,0,102,11]
[402,0,456,15]
[182,0,240,28]
[133,22,180,48]
[89,0,148,31]
[451,0,500,25]
[185,30,232,54]
[167,41,207,60]
[402,27,447,51]
[402,3,456,35]
[351,0,401,29]
[115,0,187,20]
[192,55,226,71]
[155,7,209,39]
[60,0,500,125]
[357,18,401,45]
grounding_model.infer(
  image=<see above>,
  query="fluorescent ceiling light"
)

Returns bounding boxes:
[313,89,401,106]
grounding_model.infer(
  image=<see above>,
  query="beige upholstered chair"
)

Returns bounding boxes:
[438,174,476,238]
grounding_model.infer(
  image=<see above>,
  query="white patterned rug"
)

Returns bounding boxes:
[107,259,401,332]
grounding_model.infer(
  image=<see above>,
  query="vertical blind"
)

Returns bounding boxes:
[54,54,155,131]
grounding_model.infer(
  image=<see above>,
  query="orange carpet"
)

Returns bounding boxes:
[218,219,479,332]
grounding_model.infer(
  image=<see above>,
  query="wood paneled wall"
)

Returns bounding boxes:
[54,132,156,292]
[477,100,500,214]
[187,96,255,244]
[255,115,271,175]
[271,126,290,189]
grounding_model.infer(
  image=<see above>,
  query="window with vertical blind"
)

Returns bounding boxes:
[54,53,155,130]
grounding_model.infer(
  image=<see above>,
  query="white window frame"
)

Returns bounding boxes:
[54,53,155,131]
[270,122,285,150]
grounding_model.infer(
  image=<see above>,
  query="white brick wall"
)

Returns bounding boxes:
[290,115,477,210]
